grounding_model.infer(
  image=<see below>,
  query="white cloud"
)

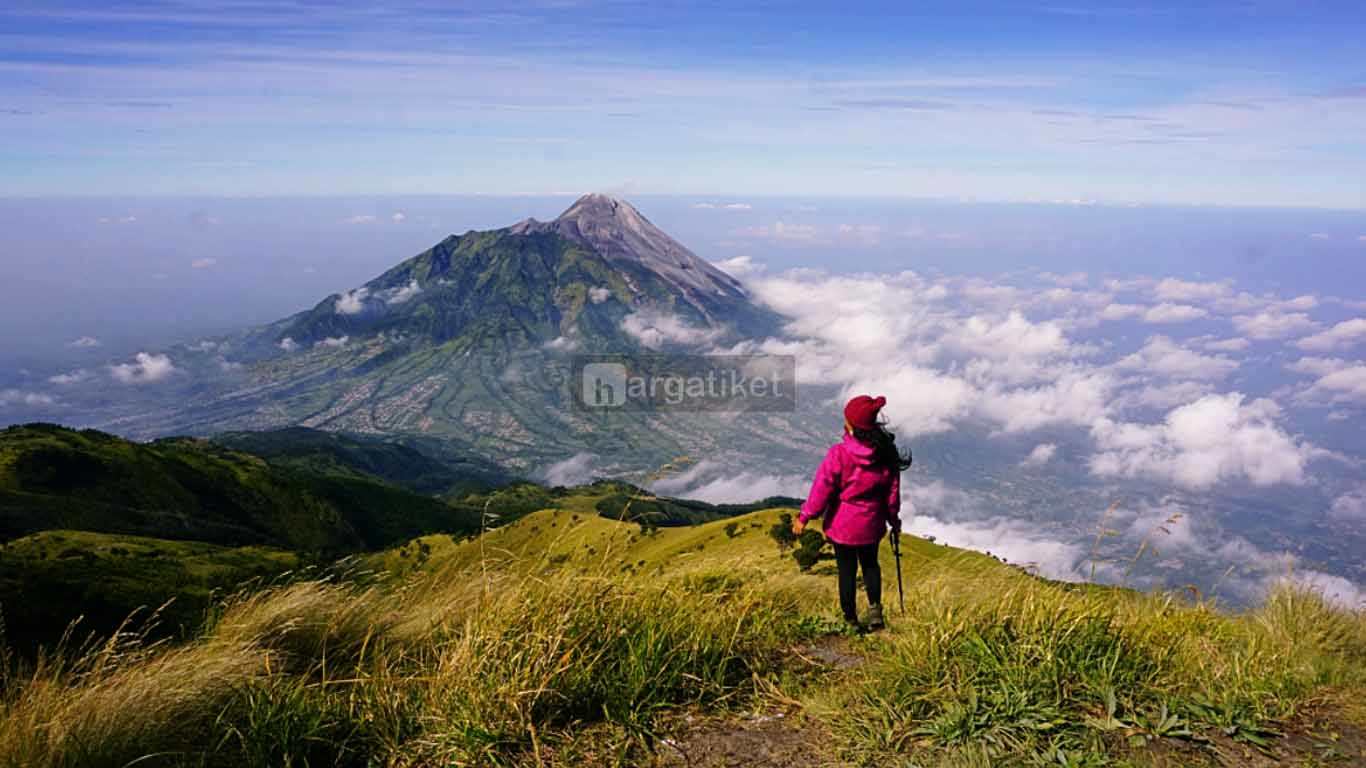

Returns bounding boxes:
[109,352,177,384]
[48,369,89,385]
[723,202,752,210]
[67,336,101,348]
[1021,443,1057,467]
[314,336,348,349]
[0,389,56,408]
[713,255,763,278]
[1152,278,1231,303]
[849,365,977,437]
[1114,380,1215,411]
[977,370,1113,433]
[1329,491,1366,521]
[1295,318,1366,352]
[1301,364,1366,404]
[589,286,612,303]
[621,311,719,349]
[651,460,806,504]
[1286,357,1348,377]
[1232,311,1318,340]
[1089,393,1310,489]
[1114,336,1238,380]
[335,287,369,315]
[1203,337,1250,352]
[391,211,406,223]
[1273,571,1365,609]
[1099,303,1144,321]
[740,221,819,242]
[908,514,1088,581]
[278,337,299,352]
[190,257,217,269]
[382,279,421,304]
[344,214,377,224]
[540,452,597,487]
[691,202,716,209]
[1142,303,1208,324]
[1308,233,1331,241]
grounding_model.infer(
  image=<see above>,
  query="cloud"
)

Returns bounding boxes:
[740,221,819,242]
[278,337,299,352]
[335,287,369,314]
[651,460,807,504]
[109,352,177,384]
[1142,303,1208,323]
[621,311,720,349]
[976,370,1113,433]
[588,286,611,303]
[1308,233,1331,241]
[314,336,348,349]
[1114,380,1215,411]
[1100,303,1144,321]
[344,214,377,224]
[48,369,90,385]
[1295,317,1366,351]
[723,202,752,210]
[1232,311,1318,340]
[190,257,217,269]
[1089,393,1310,489]
[0,389,56,408]
[907,514,1088,581]
[1273,571,1365,609]
[67,336,101,348]
[1330,491,1366,521]
[540,452,597,487]
[1286,357,1348,377]
[391,211,406,223]
[1114,336,1238,380]
[1203,337,1250,352]
[381,279,421,304]
[1021,443,1057,467]
[1300,364,1366,405]
[1152,278,1231,303]
[691,202,716,209]
[713,255,763,279]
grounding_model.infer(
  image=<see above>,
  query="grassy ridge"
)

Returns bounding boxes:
[0,424,482,554]
[3,508,1360,766]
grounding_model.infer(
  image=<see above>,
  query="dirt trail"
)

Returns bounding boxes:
[652,636,861,768]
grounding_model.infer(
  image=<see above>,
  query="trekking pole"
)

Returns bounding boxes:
[891,529,905,615]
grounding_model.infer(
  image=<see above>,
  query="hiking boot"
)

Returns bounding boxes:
[862,603,885,631]
[844,617,869,635]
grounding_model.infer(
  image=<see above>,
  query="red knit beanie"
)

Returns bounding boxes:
[843,394,886,431]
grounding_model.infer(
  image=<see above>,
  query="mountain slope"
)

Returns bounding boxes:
[0,423,484,553]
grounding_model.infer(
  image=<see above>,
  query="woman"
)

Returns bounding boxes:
[793,394,912,631]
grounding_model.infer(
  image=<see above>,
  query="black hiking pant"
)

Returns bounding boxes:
[832,541,882,622]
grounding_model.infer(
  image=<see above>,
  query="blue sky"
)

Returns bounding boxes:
[2,0,1365,206]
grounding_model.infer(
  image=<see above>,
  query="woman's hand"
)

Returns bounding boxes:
[791,518,806,536]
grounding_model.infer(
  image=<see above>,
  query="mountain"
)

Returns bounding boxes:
[103,195,822,475]
[250,193,779,355]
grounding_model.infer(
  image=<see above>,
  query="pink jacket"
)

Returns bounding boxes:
[799,433,901,547]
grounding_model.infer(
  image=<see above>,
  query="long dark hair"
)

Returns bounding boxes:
[852,423,912,472]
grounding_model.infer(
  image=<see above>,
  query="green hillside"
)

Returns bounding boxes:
[211,426,517,497]
[0,530,297,652]
[2,506,1361,767]
[0,423,483,554]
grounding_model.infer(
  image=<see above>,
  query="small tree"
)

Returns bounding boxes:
[792,529,827,572]
[769,513,798,550]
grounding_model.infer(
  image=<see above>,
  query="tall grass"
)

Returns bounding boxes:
[0,565,808,767]
[828,570,1366,765]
